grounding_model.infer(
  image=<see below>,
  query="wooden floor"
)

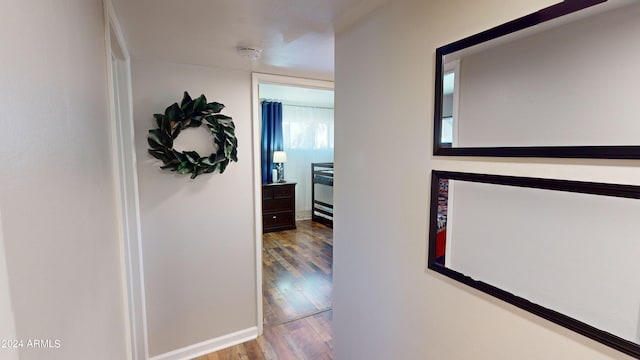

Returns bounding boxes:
[195,220,333,360]
[263,220,333,326]
[195,310,332,360]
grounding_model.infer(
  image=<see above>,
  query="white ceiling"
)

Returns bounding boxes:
[112,0,391,80]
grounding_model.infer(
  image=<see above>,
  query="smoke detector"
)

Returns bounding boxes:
[237,46,262,61]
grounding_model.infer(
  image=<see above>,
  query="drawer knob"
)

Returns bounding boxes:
[272,216,277,219]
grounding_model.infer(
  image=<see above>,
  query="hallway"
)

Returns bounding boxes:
[196,220,333,359]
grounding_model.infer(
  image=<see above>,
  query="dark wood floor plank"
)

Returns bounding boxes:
[256,335,279,360]
[305,311,333,348]
[263,220,333,326]
[285,317,332,360]
[194,220,333,360]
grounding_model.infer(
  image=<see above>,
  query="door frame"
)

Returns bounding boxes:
[251,73,334,335]
[104,1,149,359]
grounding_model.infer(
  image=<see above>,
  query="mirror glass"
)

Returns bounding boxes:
[434,0,640,158]
[429,171,640,357]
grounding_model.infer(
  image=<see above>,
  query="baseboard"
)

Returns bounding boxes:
[296,210,312,221]
[149,327,258,360]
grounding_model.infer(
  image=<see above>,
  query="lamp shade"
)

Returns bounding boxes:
[273,151,287,163]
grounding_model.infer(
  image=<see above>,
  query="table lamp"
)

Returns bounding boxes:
[273,151,287,183]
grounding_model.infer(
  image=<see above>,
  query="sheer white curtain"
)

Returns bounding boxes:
[282,104,334,219]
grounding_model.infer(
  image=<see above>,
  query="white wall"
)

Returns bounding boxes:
[281,104,334,219]
[131,59,257,357]
[333,0,639,359]
[455,2,640,147]
[285,148,334,219]
[0,0,128,359]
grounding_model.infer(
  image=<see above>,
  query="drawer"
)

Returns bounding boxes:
[263,198,294,212]
[262,186,274,200]
[273,184,294,199]
[263,212,294,229]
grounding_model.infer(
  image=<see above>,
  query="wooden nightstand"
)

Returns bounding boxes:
[262,182,296,233]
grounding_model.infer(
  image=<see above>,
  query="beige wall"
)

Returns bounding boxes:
[131,59,257,357]
[0,0,128,359]
[333,0,639,359]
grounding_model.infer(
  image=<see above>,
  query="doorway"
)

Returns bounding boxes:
[251,74,334,335]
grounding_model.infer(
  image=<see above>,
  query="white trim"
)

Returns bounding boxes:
[251,73,334,336]
[444,60,460,147]
[296,210,312,221]
[0,210,18,360]
[105,0,130,59]
[149,327,258,360]
[109,55,132,360]
[104,1,149,359]
[104,18,132,360]
[251,74,264,336]
[253,73,334,90]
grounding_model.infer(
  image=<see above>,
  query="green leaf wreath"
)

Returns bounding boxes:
[147,91,238,179]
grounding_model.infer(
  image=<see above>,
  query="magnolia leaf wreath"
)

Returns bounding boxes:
[147,91,238,179]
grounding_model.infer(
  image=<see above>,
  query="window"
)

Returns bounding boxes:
[282,105,334,150]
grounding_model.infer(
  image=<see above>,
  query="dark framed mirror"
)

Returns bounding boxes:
[428,170,640,358]
[433,0,640,159]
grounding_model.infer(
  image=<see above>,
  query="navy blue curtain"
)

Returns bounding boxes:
[261,101,283,183]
